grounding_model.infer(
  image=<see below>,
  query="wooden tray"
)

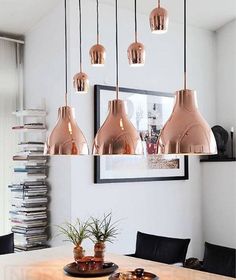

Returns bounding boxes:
[64,262,119,277]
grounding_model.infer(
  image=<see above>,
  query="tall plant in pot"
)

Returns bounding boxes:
[57,219,90,262]
[88,213,119,262]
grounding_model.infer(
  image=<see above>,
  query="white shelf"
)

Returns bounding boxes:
[12,128,47,132]
[13,110,47,117]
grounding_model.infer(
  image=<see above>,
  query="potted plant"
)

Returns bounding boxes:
[88,212,119,262]
[57,219,90,262]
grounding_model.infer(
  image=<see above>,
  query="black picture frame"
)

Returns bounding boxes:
[94,84,189,184]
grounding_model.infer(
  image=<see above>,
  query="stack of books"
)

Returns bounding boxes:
[12,123,46,130]
[9,181,49,251]
[10,112,49,252]
[13,142,47,163]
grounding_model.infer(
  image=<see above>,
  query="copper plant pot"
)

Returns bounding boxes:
[73,245,84,263]
[94,242,106,261]
[77,256,104,271]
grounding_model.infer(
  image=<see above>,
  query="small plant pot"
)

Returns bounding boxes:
[94,242,106,262]
[73,245,84,263]
[76,256,103,271]
[93,257,104,270]
[77,256,93,271]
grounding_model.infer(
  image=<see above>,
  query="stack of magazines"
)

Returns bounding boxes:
[12,123,46,130]
[9,180,48,251]
[10,140,49,252]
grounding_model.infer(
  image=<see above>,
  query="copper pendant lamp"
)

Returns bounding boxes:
[150,0,168,34]
[127,0,145,66]
[45,0,89,156]
[89,0,106,66]
[92,0,143,155]
[157,0,217,155]
[73,0,89,94]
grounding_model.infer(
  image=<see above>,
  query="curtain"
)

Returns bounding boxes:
[0,40,19,235]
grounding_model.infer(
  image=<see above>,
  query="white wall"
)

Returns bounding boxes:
[201,19,236,249]
[202,162,236,248]
[215,19,236,131]
[24,1,217,258]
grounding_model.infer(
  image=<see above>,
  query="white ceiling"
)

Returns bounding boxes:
[0,0,60,35]
[102,0,236,31]
[0,0,235,35]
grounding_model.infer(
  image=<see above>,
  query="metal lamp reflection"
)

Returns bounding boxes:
[127,42,145,67]
[90,44,106,66]
[93,100,143,155]
[149,2,169,34]
[45,106,89,155]
[127,0,145,66]
[157,90,217,155]
[73,72,89,94]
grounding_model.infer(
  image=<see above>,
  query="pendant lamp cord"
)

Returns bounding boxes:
[158,0,160,8]
[96,0,99,44]
[134,0,137,42]
[79,0,82,72]
[184,0,187,90]
[115,0,119,100]
[64,0,68,106]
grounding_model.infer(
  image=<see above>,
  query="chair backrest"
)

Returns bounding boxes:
[134,231,190,265]
[202,242,236,278]
[0,233,14,255]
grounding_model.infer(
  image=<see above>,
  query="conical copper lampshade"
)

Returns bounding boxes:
[157,90,217,155]
[93,99,143,155]
[89,44,106,66]
[45,106,89,155]
[127,42,145,66]
[150,5,168,34]
[73,72,89,94]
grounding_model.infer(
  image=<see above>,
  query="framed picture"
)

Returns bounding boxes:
[94,85,189,184]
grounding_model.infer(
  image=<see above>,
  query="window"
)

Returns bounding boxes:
[0,39,22,234]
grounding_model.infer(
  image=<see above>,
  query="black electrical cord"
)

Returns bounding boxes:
[134,0,137,42]
[115,0,119,99]
[64,0,68,104]
[184,0,187,89]
[79,0,82,72]
[96,0,99,44]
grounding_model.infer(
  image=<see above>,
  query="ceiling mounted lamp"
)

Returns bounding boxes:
[92,0,143,155]
[73,0,89,94]
[157,0,217,155]
[45,0,89,156]
[89,0,106,66]
[127,0,145,66]
[150,0,168,34]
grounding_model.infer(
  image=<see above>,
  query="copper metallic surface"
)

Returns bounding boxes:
[157,89,217,155]
[89,44,106,66]
[149,7,168,34]
[127,41,145,66]
[73,72,89,94]
[45,106,89,155]
[92,99,143,155]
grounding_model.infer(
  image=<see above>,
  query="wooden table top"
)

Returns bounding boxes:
[0,246,234,280]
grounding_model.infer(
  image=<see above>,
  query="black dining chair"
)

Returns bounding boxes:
[202,242,236,278]
[127,231,190,265]
[0,233,14,255]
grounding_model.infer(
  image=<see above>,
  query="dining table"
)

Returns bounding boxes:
[0,246,234,280]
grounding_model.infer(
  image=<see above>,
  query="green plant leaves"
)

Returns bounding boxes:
[56,212,119,246]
